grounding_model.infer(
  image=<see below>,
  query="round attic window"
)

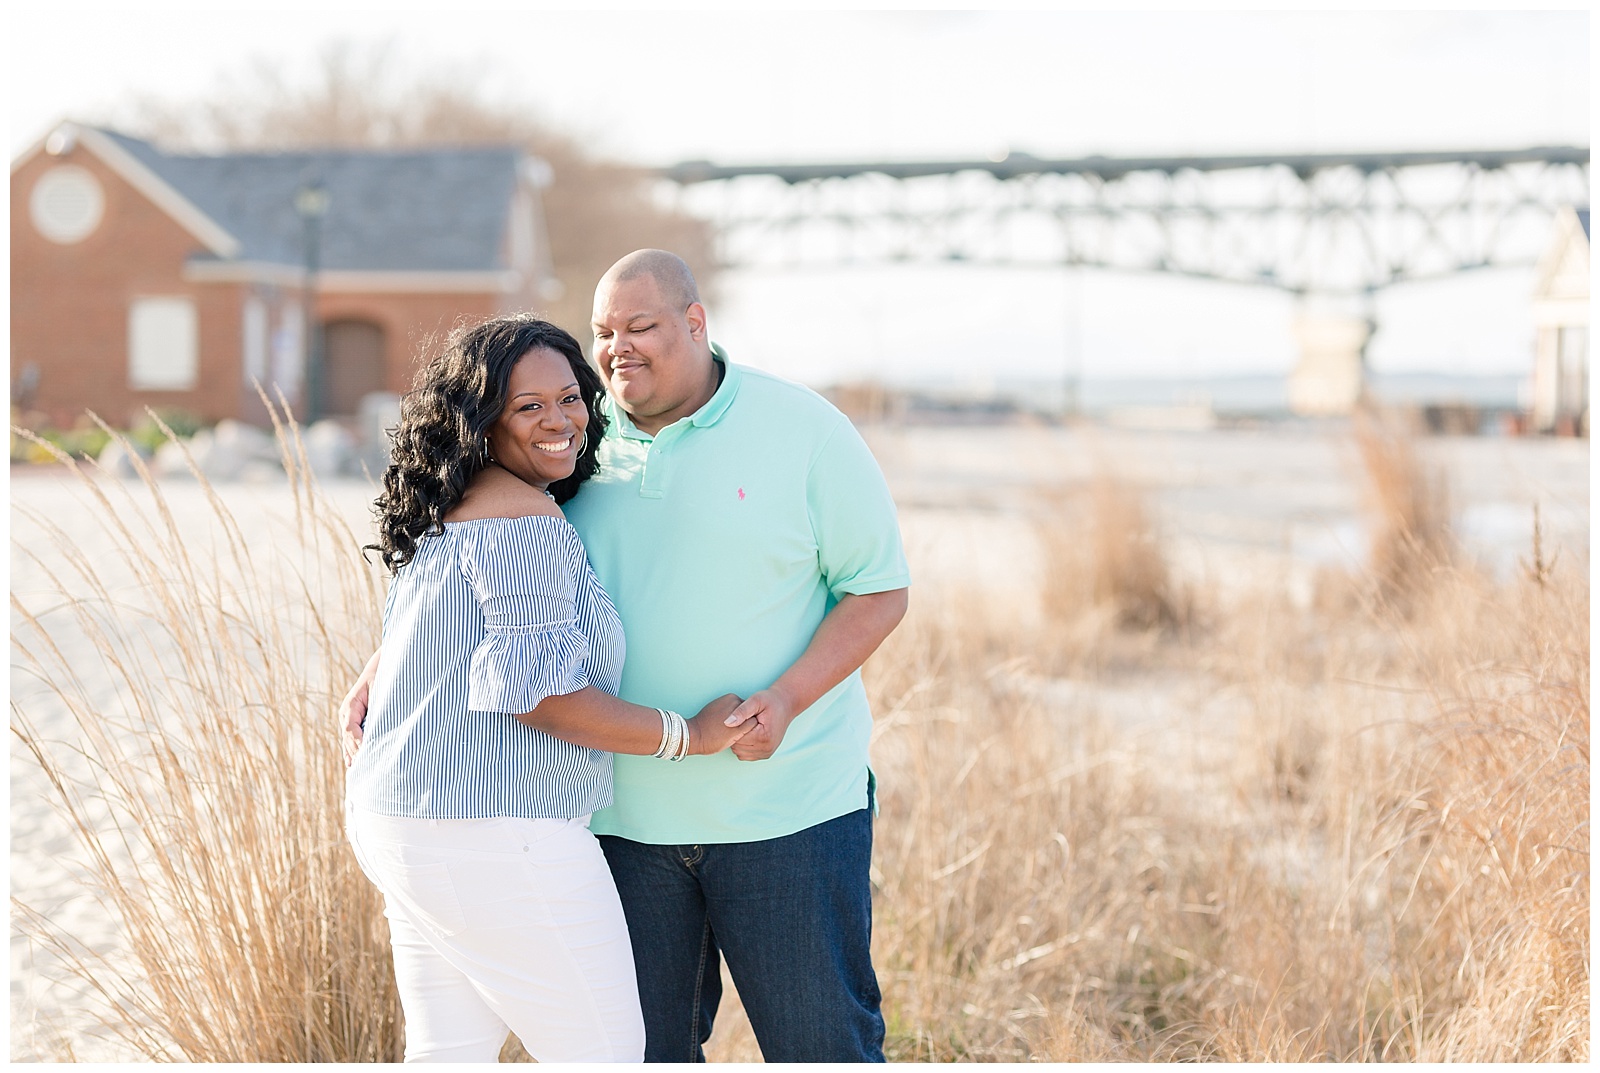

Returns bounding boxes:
[31,165,105,244]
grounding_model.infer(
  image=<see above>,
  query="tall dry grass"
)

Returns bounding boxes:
[1041,476,1187,633]
[1351,407,1455,609]
[725,542,1588,1062]
[11,417,1588,1062]
[851,430,1587,1061]
[1032,476,1192,680]
[11,412,398,1061]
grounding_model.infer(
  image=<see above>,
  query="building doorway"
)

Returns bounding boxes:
[322,319,387,417]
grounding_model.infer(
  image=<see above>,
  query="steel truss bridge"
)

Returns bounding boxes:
[659,148,1589,297]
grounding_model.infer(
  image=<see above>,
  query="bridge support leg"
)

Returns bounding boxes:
[1289,310,1371,416]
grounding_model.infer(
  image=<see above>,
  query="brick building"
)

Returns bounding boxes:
[11,122,556,429]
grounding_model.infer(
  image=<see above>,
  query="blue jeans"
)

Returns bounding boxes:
[598,808,885,1062]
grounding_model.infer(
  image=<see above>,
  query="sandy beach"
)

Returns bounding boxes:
[9,423,1588,1061]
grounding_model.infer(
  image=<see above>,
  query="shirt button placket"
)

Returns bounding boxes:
[639,430,672,499]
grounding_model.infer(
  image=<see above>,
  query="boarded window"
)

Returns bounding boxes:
[129,297,199,390]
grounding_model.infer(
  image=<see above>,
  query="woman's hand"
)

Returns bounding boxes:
[340,648,382,766]
[687,693,753,756]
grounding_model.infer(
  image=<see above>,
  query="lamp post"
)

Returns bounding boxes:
[295,181,330,422]
[1062,263,1082,422]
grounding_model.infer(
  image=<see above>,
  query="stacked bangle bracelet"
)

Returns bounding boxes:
[653,708,690,762]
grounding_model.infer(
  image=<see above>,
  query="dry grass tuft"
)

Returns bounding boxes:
[1397,565,1590,1061]
[1352,408,1454,608]
[1037,475,1190,643]
[11,409,398,1062]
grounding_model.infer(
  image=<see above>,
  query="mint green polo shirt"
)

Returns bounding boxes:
[563,344,910,844]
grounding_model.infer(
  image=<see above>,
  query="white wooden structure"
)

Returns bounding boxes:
[1530,206,1589,435]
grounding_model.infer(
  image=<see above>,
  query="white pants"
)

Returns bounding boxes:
[346,805,645,1063]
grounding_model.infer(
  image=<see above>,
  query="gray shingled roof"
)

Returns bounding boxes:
[100,129,519,272]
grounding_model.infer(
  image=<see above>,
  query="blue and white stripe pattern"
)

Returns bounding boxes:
[346,515,625,819]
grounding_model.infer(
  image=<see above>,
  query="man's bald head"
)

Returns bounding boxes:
[589,248,717,435]
[597,249,701,313]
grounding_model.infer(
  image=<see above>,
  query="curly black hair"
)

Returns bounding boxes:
[369,315,607,574]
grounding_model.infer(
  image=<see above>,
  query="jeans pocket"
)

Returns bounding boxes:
[508,813,591,849]
[384,859,469,936]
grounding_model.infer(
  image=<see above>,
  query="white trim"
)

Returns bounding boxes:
[519,156,554,190]
[1534,205,1589,297]
[181,258,520,293]
[182,259,306,287]
[1533,296,1590,328]
[26,124,244,258]
[320,269,522,294]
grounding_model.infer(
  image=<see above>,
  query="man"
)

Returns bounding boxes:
[344,249,908,1062]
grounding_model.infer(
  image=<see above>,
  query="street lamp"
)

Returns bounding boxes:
[295,180,330,422]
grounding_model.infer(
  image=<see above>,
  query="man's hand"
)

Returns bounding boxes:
[340,648,382,767]
[718,589,908,763]
[724,688,799,762]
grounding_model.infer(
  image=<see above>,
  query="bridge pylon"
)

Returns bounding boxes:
[1288,297,1375,417]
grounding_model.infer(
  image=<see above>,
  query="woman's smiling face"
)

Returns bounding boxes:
[485,346,589,491]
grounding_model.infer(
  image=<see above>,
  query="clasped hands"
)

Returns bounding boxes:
[701,688,798,762]
[339,669,798,764]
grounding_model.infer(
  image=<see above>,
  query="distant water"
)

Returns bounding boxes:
[1079,375,1287,413]
[1081,373,1526,414]
[905,372,1526,416]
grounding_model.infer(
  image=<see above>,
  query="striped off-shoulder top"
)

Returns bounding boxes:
[346,514,624,819]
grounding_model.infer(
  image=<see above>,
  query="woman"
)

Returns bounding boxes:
[345,315,748,1062]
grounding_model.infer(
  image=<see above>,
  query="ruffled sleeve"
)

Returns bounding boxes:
[456,516,592,715]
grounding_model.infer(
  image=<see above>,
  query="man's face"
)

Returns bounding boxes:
[590,273,709,431]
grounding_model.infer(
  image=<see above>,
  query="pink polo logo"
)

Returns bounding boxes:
[737,487,746,501]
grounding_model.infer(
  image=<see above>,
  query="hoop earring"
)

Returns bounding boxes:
[574,432,589,460]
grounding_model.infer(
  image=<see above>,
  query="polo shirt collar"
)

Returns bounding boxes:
[605,341,741,440]
[692,342,740,427]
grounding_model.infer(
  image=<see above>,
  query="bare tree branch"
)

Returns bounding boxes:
[129,40,716,334]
